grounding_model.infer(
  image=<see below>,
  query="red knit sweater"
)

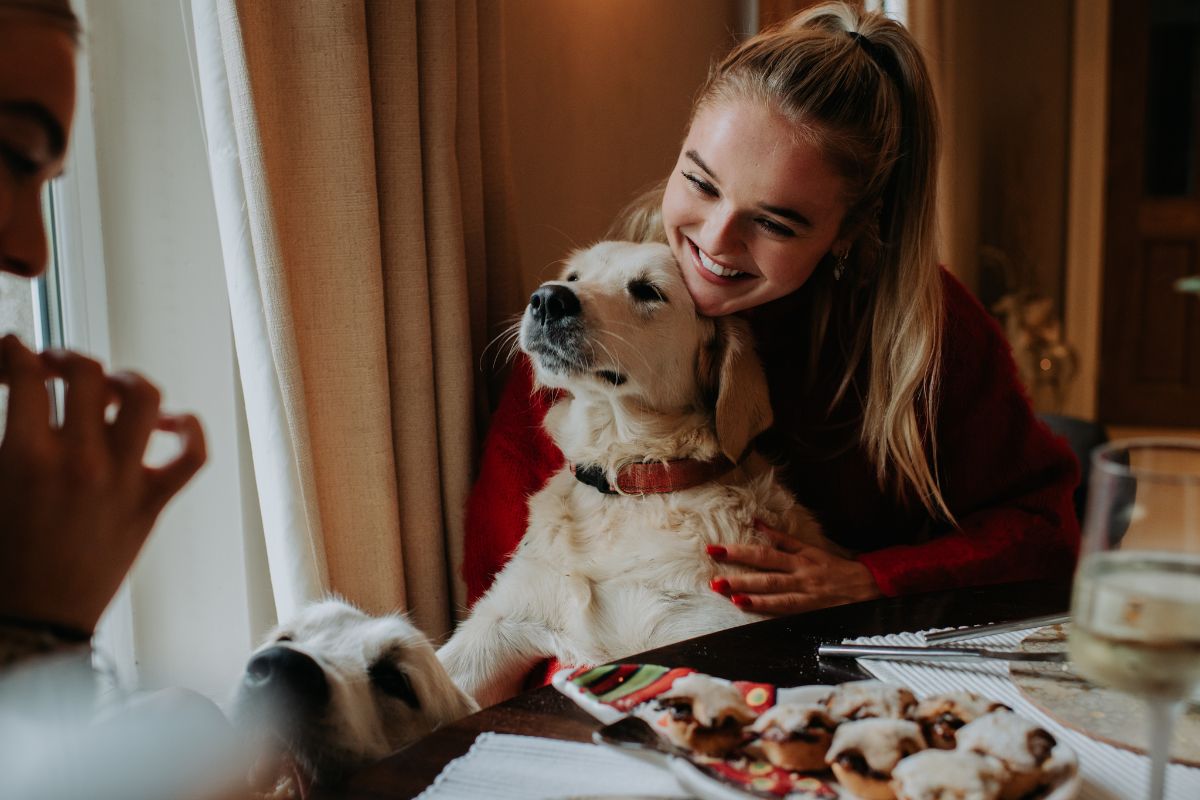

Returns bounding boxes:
[462,270,1080,606]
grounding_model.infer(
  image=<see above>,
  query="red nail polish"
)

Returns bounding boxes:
[710,577,731,596]
[753,519,767,532]
[731,593,752,609]
[706,545,727,561]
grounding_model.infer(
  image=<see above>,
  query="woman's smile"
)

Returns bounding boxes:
[688,238,754,282]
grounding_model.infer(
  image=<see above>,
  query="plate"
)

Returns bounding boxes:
[1012,624,1200,766]
[554,663,1081,800]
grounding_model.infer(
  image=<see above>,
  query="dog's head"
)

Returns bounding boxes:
[232,598,476,793]
[520,240,772,462]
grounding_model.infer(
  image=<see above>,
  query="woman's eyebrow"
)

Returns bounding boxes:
[685,149,718,180]
[760,203,811,227]
[0,101,67,158]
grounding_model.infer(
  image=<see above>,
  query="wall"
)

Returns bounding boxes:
[83,0,272,699]
[500,0,744,296]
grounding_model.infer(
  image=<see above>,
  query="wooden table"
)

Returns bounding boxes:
[321,578,1072,799]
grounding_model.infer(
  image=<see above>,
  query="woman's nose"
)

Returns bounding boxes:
[0,184,49,278]
[698,207,742,258]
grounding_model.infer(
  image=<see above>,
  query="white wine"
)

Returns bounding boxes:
[1069,551,1200,700]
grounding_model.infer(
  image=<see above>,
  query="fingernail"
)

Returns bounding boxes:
[710,577,731,596]
[706,545,727,561]
[731,594,752,609]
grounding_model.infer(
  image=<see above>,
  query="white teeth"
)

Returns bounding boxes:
[697,247,747,278]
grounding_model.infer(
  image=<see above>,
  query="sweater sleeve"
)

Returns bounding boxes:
[461,357,564,605]
[857,272,1081,595]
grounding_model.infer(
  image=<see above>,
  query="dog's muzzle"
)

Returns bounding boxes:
[241,646,331,716]
[522,284,590,374]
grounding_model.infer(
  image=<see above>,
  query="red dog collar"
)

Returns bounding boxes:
[570,457,736,495]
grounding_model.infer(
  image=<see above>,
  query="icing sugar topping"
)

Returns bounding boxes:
[660,673,755,727]
[751,702,834,734]
[956,710,1055,772]
[914,690,1005,723]
[827,718,926,772]
[892,749,1006,800]
[827,679,917,720]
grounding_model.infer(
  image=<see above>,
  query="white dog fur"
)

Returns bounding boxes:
[232,598,477,791]
[438,241,846,707]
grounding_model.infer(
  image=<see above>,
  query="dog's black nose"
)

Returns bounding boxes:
[529,284,580,324]
[244,646,330,709]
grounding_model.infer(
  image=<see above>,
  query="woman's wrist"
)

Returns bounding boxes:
[848,560,884,602]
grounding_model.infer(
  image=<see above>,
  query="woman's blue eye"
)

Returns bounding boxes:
[682,172,718,197]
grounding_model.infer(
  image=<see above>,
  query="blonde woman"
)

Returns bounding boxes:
[463,1,1077,629]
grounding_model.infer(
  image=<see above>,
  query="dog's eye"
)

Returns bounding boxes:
[566,272,579,282]
[276,634,293,643]
[369,660,421,709]
[628,279,666,303]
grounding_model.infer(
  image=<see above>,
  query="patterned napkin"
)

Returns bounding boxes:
[849,627,1200,800]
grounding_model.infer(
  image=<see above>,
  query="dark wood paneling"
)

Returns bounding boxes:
[1099,0,1200,427]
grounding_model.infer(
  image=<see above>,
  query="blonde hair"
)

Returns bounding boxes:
[611,2,951,521]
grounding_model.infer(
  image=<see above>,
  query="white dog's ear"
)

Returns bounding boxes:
[701,316,773,463]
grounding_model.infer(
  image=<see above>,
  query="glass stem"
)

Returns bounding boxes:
[1146,699,1180,800]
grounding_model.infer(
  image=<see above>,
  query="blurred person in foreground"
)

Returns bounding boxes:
[0,2,250,797]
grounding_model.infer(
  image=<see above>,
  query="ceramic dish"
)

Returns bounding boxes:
[553,664,1081,800]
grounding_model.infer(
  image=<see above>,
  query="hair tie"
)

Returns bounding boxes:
[847,30,904,89]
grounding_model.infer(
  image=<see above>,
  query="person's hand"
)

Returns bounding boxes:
[707,520,882,615]
[0,335,206,635]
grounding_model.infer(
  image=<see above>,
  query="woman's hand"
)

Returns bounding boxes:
[0,335,206,635]
[707,520,882,615]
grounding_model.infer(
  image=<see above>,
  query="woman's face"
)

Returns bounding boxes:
[661,98,850,317]
[0,17,75,278]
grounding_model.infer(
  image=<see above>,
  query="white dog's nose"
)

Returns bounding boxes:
[529,284,580,324]
[244,646,330,710]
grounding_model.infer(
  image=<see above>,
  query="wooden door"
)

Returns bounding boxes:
[1100,0,1200,427]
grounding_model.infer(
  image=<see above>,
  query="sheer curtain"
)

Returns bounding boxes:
[191,0,522,637]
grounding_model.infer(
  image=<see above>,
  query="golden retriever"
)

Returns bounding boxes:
[232,598,477,796]
[438,241,842,707]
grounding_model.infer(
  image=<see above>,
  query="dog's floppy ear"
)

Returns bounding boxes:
[701,316,773,463]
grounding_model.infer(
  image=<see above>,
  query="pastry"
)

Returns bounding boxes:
[826,679,917,721]
[780,684,835,706]
[956,710,1066,800]
[891,749,1006,800]
[654,673,756,756]
[912,690,1009,749]
[826,718,926,800]
[750,702,837,772]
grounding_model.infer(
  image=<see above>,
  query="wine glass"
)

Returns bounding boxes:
[1068,438,1200,800]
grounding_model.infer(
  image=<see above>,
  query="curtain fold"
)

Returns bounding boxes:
[194,0,521,637]
[908,0,980,287]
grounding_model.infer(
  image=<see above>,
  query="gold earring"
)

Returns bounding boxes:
[833,249,849,281]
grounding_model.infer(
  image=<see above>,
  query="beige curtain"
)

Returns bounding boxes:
[908,0,981,288]
[197,0,522,638]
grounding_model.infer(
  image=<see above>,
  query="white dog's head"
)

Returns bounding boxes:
[232,598,476,792]
[520,240,772,463]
